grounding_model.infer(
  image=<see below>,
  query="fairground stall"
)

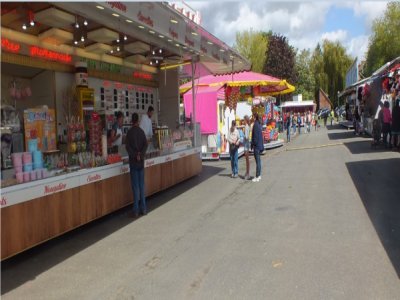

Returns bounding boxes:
[339,56,400,135]
[179,71,294,160]
[0,2,250,260]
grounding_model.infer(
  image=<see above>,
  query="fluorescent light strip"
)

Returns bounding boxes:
[112,13,120,17]
[126,19,133,23]
[170,19,178,24]
[138,25,145,29]
[207,41,213,45]
[149,30,155,34]
[191,32,198,36]
[96,5,104,10]
[159,35,164,38]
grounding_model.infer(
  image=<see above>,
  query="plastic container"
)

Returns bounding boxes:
[28,139,38,152]
[41,168,48,178]
[36,169,42,180]
[33,162,43,170]
[16,172,23,183]
[22,152,32,164]
[23,172,30,182]
[32,151,42,163]
[23,163,33,172]
[30,171,37,181]
[15,165,23,173]
[11,153,23,167]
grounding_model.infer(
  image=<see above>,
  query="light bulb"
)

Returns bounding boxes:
[150,61,153,65]
[83,20,88,26]
[124,35,127,41]
[81,36,85,42]
[152,50,155,55]
[74,40,78,45]
[117,46,120,52]
[22,24,27,30]
[75,23,79,28]
[116,39,120,43]
[110,50,114,54]
[156,60,158,64]
[30,20,35,26]
[159,49,162,54]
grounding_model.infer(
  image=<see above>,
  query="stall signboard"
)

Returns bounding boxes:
[23,108,56,151]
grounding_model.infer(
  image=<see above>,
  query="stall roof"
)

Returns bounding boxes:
[180,71,295,95]
[49,2,250,75]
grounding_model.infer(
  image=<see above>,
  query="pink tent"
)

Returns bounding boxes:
[180,71,295,95]
[184,85,223,134]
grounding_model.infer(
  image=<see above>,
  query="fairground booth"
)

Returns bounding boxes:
[179,71,294,160]
[0,2,250,259]
[339,56,400,135]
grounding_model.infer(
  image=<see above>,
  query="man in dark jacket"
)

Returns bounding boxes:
[126,113,148,217]
[251,113,264,182]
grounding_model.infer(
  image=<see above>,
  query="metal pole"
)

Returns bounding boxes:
[191,59,196,147]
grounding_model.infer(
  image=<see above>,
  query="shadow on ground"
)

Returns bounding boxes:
[346,158,400,278]
[344,140,398,155]
[1,165,224,295]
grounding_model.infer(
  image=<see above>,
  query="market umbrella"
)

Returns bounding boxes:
[180,71,295,95]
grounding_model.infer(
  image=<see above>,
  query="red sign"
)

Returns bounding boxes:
[87,174,101,183]
[1,38,21,53]
[107,2,127,13]
[169,28,178,40]
[137,11,154,27]
[133,72,153,81]
[30,46,72,63]
[0,196,7,207]
[44,183,67,195]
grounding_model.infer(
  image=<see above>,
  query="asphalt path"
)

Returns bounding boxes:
[2,124,400,299]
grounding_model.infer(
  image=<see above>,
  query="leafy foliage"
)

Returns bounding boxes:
[234,29,268,73]
[365,2,400,76]
[294,49,315,100]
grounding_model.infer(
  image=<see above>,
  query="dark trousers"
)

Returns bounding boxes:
[130,164,146,214]
[254,149,262,178]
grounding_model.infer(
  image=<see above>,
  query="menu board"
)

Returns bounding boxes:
[89,78,157,126]
[23,108,56,151]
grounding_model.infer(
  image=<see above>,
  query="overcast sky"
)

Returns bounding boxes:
[186,1,388,61]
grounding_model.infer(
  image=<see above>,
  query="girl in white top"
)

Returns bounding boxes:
[227,120,240,178]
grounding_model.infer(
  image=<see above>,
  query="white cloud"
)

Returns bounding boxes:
[190,1,387,60]
[321,30,349,43]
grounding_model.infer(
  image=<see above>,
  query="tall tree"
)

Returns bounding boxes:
[294,49,315,100]
[263,33,297,84]
[311,44,328,104]
[365,2,400,76]
[234,29,268,73]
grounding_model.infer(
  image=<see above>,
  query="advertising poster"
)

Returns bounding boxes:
[23,108,56,151]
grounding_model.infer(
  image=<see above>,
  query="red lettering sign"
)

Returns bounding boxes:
[30,46,72,63]
[146,160,155,167]
[169,28,178,40]
[185,36,194,47]
[0,196,7,207]
[137,11,154,27]
[120,166,129,174]
[107,2,127,12]
[44,183,67,195]
[1,38,21,53]
[87,174,101,183]
[133,72,153,81]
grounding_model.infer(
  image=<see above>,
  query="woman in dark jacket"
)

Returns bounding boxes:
[392,99,400,150]
[251,113,264,182]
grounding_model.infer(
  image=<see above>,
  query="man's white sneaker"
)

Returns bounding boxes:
[252,177,259,182]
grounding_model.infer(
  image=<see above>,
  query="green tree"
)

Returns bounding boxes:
[263,33,297,84]
[234,29,268,73]
[311,43,328,105]
[294,49,315,100]
[365,2,400,76]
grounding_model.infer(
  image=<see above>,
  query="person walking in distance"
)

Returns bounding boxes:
[391,99,400,150]
[297,113,302,134]
[251,113,264,182]
[382,101,392,147]
[243,116,251,180]
[227,120,240,178]
[286,112,291,142]
[126,113,148,217]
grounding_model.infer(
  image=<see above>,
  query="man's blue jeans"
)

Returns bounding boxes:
[254,149,262,178]
[130,164,146,214]
[287,127,291,142]
[230,147,238,175]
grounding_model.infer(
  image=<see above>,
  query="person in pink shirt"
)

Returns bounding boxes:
[382,101,392,147]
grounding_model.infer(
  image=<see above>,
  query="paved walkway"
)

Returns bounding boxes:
[2,125,400,299]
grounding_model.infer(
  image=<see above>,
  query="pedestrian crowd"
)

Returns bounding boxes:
[227,112,264,183]
[284,110,321,142]
[372,99,400,150]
